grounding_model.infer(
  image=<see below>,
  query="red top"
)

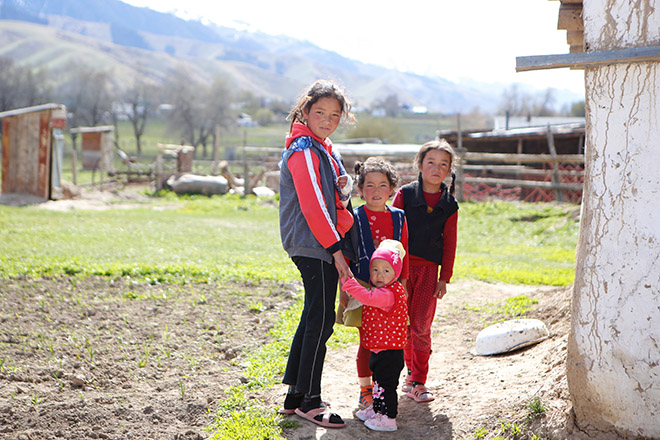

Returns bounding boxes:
[392,188,458,282]
[361,205,410,280]
[341,278,408,351]
[284,123,353,249]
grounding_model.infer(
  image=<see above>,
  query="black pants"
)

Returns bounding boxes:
[369,349,404,419]
[283,256,338,396]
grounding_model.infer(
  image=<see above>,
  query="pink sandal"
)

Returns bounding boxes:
[406,384,435,402]
[401,375,413,393]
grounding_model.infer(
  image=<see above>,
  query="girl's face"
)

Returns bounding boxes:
[302,97,342,140]
[370,258,396,287]
[418,149,451,191]
[359,171,393,212]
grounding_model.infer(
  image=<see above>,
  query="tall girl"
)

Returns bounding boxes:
[340,157,409,409]
[392,139,459,403]
[278,80,354,429]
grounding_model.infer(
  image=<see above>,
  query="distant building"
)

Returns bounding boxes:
[493,115,585,130]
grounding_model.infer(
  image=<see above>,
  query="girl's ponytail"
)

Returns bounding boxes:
[354,161,364,176]
[450,172,456,196]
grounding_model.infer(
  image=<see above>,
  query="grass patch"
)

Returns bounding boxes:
[464,295,538,322]
[455,201,579,286]
[0,193,296,283]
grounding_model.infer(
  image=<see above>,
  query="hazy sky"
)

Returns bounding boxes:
[123,0,585,95]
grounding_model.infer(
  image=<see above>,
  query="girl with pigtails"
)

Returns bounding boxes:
[392,139,459,404]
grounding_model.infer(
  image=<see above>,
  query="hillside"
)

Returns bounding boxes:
[0,0,579,113]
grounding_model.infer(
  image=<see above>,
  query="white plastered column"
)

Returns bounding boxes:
[567,1,660,437]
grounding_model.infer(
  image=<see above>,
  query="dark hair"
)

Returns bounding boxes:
[354,157,400,189]
[414,139,458,195]
[287,79,355,133]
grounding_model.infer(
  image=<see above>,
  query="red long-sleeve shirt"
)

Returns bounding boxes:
[392,188,458,282]
[360,205,410,281]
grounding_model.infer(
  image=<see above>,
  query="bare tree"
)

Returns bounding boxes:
[163,65,202,149]
[57,65,113,157]
[202,76,234,158]
[164,66,235,158]
[383,94,400,117]
[498,84,559,117]
[59,65,113,127]
[120,79,158,158]
[0,57,51,112]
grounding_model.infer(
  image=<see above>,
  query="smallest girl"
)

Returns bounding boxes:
[341,239,408,432]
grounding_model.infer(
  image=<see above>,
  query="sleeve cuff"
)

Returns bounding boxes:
[326,240,343,254]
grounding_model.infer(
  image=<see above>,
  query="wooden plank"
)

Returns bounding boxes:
[462,165,584,177]
[567,30,583,46]
[460,176,582,191]
[464,152,584,164]
[37,111,51,199]
[546,125,564,201]
[1,119,10,193]
[516,45,660,72]
[557,4,583,31]
[0,103,63,119]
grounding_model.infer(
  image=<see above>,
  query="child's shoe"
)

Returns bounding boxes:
[365,413,397,432]
[401,375,413,393]
[355,405,376,421]
[407,383,435,402]
[358,385,373,408]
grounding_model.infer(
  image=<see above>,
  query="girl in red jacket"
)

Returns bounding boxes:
[392,139,459,403]
[341,239,408,432]
[278,80,355,429]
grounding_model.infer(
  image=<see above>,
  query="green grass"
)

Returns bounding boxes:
[0,193,296,284]
[455,200,579,286]
[0,196,578,286]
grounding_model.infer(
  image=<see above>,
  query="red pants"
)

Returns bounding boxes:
[404,264,439,384]
[356,328,371,378]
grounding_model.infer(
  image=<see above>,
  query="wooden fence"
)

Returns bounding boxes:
[455,151,585,203]
[96,131,587,204]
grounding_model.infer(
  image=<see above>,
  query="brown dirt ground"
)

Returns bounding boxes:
[0,187,592,440]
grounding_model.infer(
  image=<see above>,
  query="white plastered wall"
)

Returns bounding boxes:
[567,0,660,437]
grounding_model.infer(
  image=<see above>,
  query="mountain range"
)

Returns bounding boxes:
[0,0,582,113]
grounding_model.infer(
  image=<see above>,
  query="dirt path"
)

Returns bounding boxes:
[266,280,578,439]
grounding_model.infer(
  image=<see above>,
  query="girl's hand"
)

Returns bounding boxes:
[333,250,353,279]
[337,175,348,189]
[434,280,447,299]
[339,289,349,308]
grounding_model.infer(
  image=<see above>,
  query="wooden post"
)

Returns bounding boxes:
[71,134,78,185]
[212,124,220,176]
[155,152,163,191]
[454,114,466,202]
[546,124,563,202]
[516,138,523,169]
[242,129,250,196]
[71,147,78,186]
